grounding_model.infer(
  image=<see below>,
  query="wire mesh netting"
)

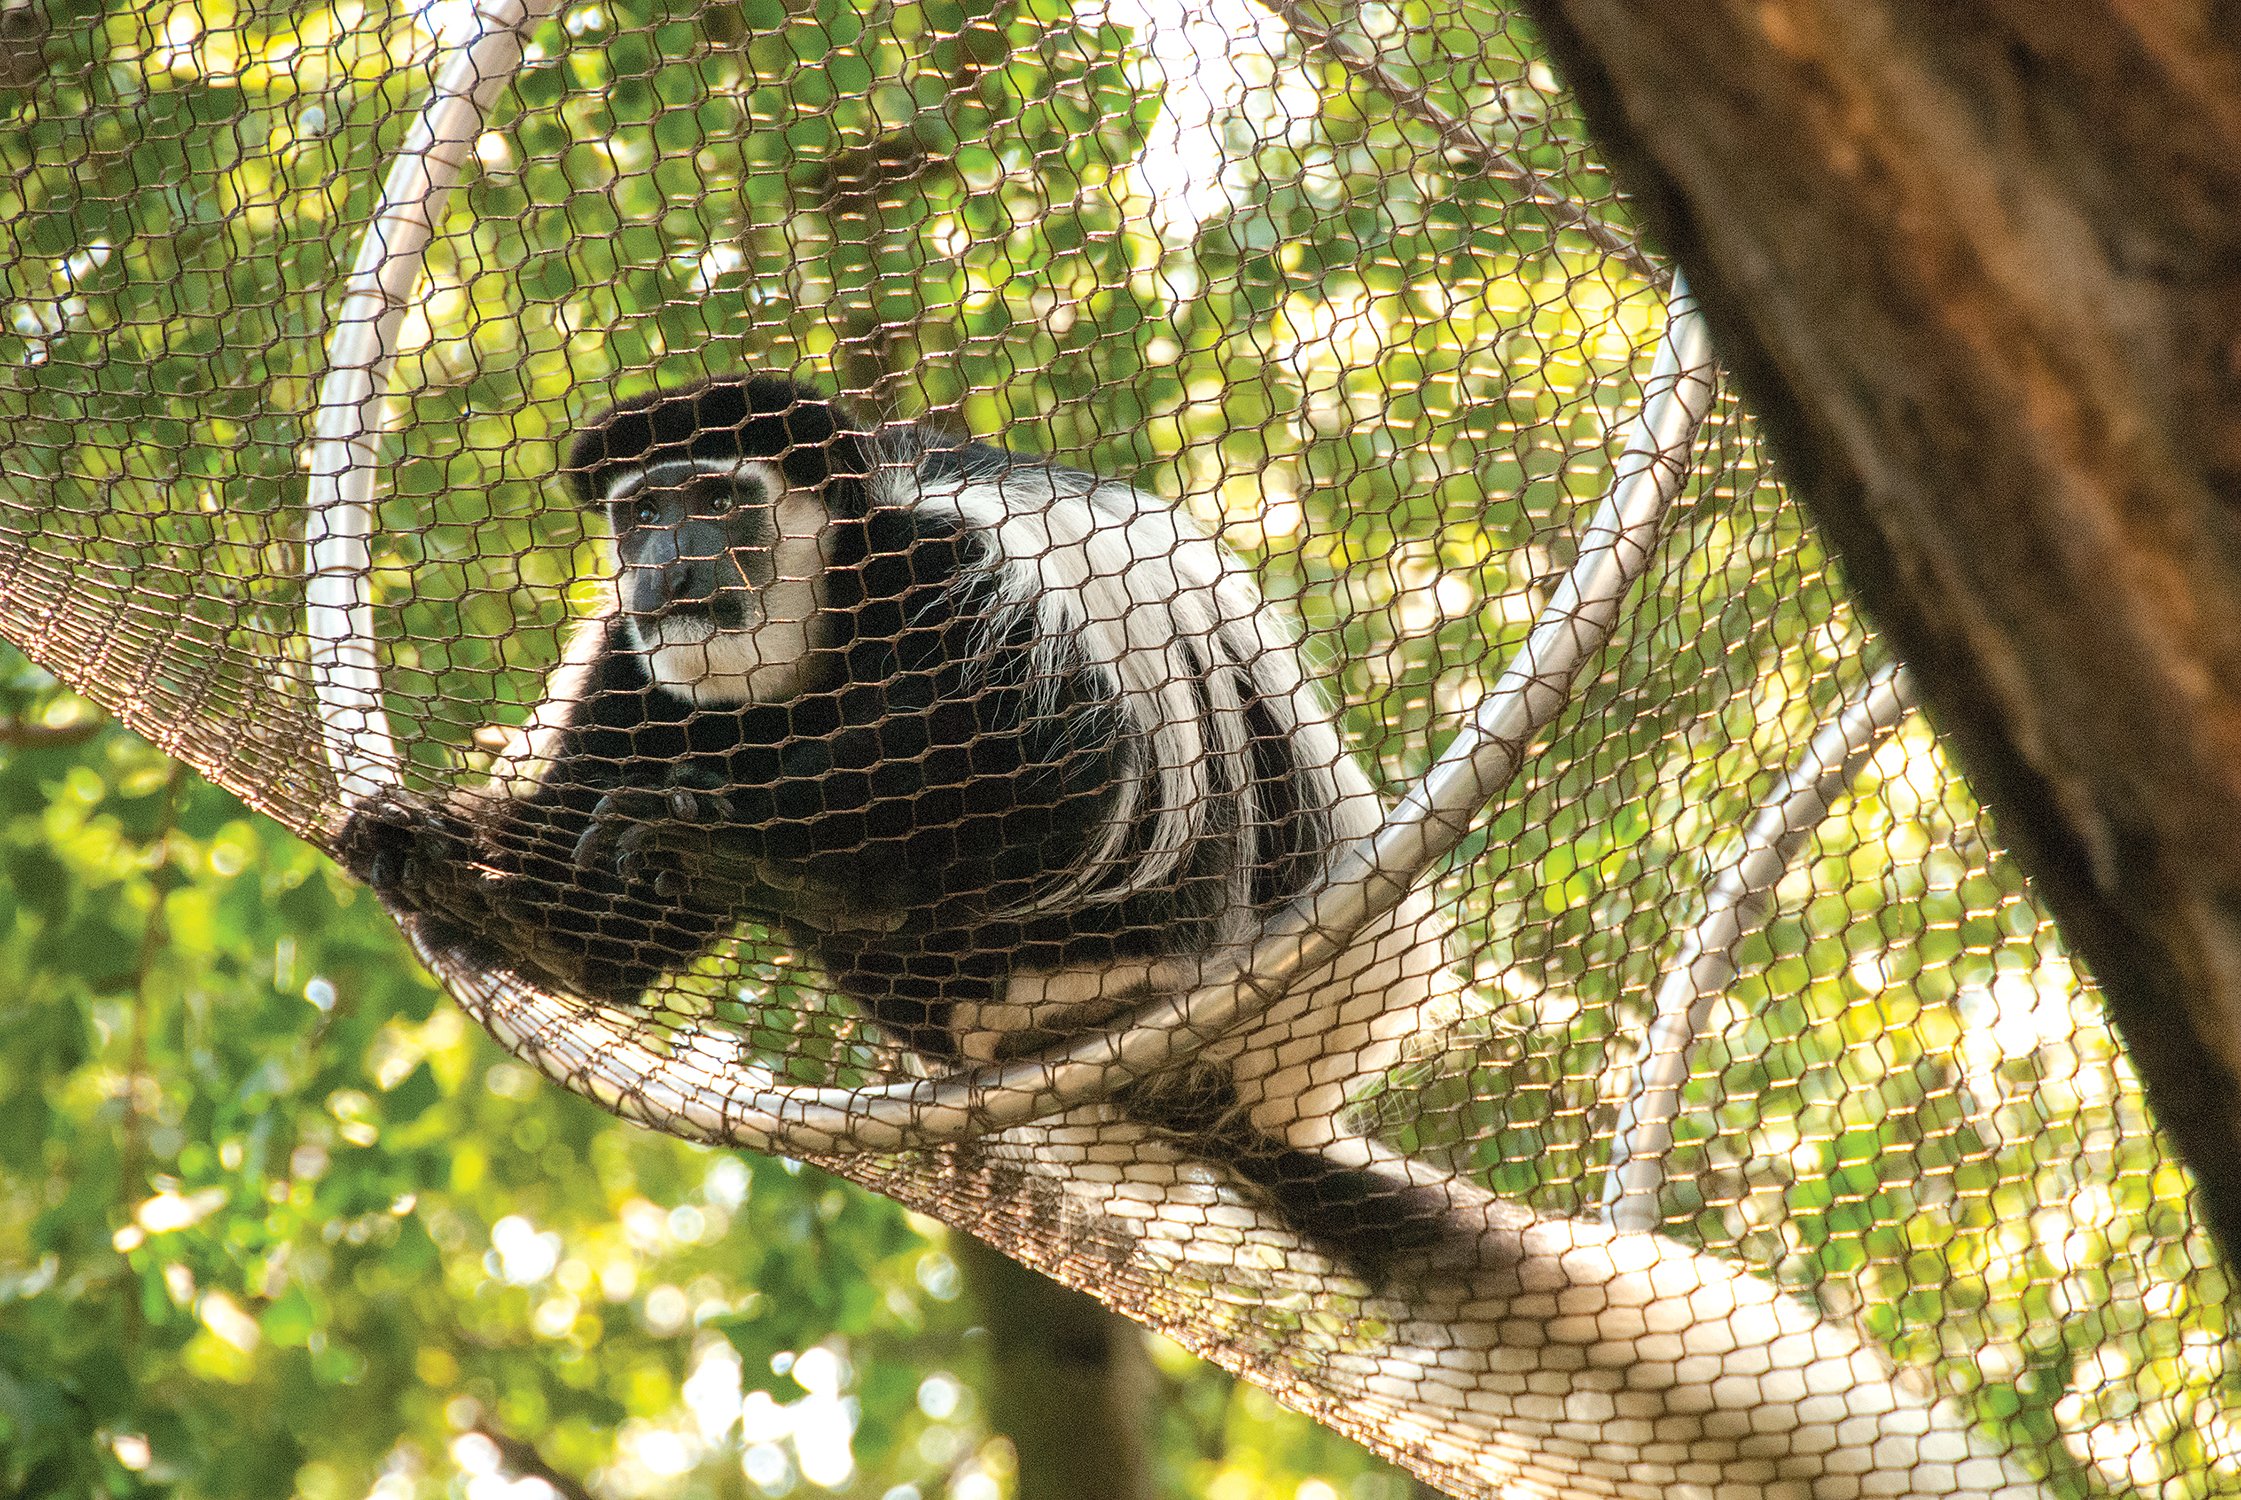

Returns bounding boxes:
[0,0,2232,1495]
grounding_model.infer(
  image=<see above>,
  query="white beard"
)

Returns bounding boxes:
[630,487,834,707]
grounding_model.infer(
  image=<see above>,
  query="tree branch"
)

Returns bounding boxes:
[0,716,103,750]
[1260,0,1661,281]
[1518,0,2241,1254]
[473,1426,598,1500]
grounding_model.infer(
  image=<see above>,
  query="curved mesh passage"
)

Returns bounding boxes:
[0,1,2229,1495]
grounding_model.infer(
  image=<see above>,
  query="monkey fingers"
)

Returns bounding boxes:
[598,828,667,887]
[337,792,473,914]
[332,795,412,889]
[571,785,674,875]
[649,866,734,915]
[660,763,738,825]
[576,767,741,876]
[748,859,909,935]
[352,822,414,897]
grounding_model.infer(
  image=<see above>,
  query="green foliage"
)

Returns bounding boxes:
[0,654,1415,1497]
[0,0,2234,1492]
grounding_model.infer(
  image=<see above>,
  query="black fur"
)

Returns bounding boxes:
[566,376,876,509]
[337,375,1441,1278]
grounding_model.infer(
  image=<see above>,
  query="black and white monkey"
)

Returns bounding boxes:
[339,376,1461,1275]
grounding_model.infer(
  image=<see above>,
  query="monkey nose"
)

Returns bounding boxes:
[618,561,692,617]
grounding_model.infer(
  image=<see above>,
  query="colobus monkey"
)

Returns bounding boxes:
[339,376,1458,1275]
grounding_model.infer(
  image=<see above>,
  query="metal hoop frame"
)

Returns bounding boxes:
[304,6,1771,1162]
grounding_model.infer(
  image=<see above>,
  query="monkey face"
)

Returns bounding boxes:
[605,457,834,706]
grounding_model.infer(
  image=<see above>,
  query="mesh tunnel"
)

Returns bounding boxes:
[0,0,2230,1494]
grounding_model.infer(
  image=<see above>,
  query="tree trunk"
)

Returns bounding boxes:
[1519,0,2241,1255]
[955,1233,1157,1500]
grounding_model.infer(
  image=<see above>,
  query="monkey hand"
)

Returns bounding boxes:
[333,789,549,976]
[569,770,914,937]
[571,766,739,907]
[733,855,909,937]
[335,789,477,913]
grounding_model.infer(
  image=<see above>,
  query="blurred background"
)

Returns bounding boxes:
[0,653,1440,1499]
[0,0,2229,1493]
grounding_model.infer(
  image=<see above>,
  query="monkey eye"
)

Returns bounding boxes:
[632,498,663,528]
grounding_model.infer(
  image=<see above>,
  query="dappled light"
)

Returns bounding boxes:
[0,0,2230,1495]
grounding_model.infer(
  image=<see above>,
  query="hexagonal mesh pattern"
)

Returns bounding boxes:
[0,0,2228,1494]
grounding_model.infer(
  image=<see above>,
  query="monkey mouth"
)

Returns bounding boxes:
[641,596,754,639]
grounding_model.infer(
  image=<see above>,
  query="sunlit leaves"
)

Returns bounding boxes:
[1,0,2234,1491]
